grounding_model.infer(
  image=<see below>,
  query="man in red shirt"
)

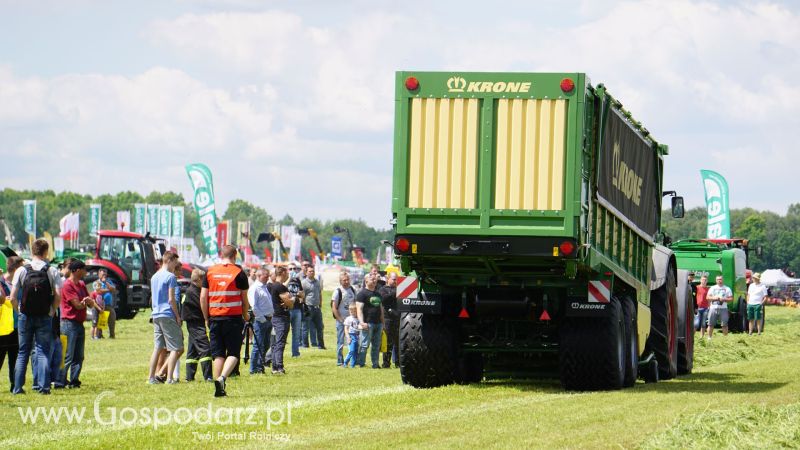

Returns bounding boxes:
[694,275,710,338]
[60,260,96,388]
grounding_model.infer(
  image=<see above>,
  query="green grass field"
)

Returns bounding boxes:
[2,302,799,449]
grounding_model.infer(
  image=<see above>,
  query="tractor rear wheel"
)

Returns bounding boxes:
[622,296,639,387]
[645,268,679,380]
[399,313,457,388]
[676,269,694,375]
[559,298,625,391]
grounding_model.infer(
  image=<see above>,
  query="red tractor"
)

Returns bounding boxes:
[84,230,167,319]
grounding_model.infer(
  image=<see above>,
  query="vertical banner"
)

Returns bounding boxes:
[53,237,65,259]
[289,233,302,262]
[147,204,160,235]
[23,200,36,236]
[171,207,184,238]
[43,232,54,260]
[90,203,102,236]
[116,210,131,232]
[236,221,250,248]
[185,163,219,256]
[331,236,343,259]
[158,205,172,237]
[700,169,731,239]
[216,222,229,249]
[134,204,146,235]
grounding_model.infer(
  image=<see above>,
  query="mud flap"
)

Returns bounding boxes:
[398,291,442,314]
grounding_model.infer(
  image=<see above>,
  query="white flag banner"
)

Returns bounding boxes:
[281,225,295,246]
[289,233,302,262]
[116,211,131,232]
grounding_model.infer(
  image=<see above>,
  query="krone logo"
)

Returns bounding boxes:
[610,142,643,206]
[447,76,466,92]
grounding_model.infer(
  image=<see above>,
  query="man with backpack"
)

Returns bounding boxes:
[331,271,357,366]
[8,239,62,395]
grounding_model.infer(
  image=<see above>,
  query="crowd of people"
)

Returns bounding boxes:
[691,271,769,338]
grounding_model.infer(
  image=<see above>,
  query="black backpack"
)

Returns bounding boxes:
[20,264,54,316]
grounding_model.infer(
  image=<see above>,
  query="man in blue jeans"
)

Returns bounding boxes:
[301,266,325,349]
[356,273,384,368]
[248,269,273,373]
[9,239,62,394]
[269,266,295,374]
[286,263,305,357]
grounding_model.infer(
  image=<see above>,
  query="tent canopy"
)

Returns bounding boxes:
[759,269,800,287]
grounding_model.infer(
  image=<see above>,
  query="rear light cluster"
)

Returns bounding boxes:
[560,78,575,93]
[559,241,575,256]
[395,237,411,253]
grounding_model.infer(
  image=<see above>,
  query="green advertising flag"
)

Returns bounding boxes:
[23,200,36,236]
[700,169,731,239]
[90,203,102,236]
[147,204,159,235]
[158,205,172,237]
[134,204,146,235]
[171,206,184,238]
[185,163,219,256]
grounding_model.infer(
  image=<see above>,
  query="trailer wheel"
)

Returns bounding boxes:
[399,312,457,388]
[646,268,678,380]
[559,298,625,391]
[622,296,639,387]
[676,269,694,375]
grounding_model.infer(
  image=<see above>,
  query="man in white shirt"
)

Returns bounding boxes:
[746,272,768,336]
[248,268,273,374]
[706,275,733,338]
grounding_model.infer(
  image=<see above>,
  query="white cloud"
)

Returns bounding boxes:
[2,0,800,229]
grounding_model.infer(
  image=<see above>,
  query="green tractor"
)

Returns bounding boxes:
[670,238,755,333]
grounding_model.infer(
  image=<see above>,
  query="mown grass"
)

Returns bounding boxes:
[1,301,799,449]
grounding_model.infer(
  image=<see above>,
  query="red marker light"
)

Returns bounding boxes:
[405,76,420,91]
[539,310,551,321]
[395,238,410,253]
[559,241,575,255]
[560,78,575,93]
[458,307,470,319]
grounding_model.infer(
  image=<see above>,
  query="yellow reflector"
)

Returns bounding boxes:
[552,246,559,256]
[412,244,418,254]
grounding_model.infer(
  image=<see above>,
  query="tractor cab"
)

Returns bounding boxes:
[86,230,166,318]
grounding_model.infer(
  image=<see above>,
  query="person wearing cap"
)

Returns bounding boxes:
[695,275,710,338]
[59,259,96,388]
[746,272,768,336]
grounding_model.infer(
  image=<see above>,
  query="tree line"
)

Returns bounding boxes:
[0,189,392,261]
[662,205,800,273]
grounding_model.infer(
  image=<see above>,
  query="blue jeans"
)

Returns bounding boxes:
[271,316,289,371]
[250,319,272,374]
[306,306,324,348]
[33,332,63,390]
[695,308,709,330]
[358,323,383,368]
[344,333,359,367]
[335,321,345,365]
[61,320,85,386]
[289,309,303,357]
[14,314,53,394]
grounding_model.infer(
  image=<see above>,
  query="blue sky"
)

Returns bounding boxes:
[2,0,799,229]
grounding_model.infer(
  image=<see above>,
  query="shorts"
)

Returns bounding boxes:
[92,311,100,327]
[153,317,184,351]
[707,306,729,327]
[209,317,245,360]
[746,304,763,321]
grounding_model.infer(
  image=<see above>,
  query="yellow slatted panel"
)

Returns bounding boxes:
[407,98,479,209]
[463,100,479,208]
[494,99,568,210]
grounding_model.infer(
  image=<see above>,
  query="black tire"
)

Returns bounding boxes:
[645,269,678,380]
[622,296,639,387]
[559,298,625,391]
[676,270,694,375]
[456,353,484,384]
[399,312,457,388]
[732,297,747,333]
